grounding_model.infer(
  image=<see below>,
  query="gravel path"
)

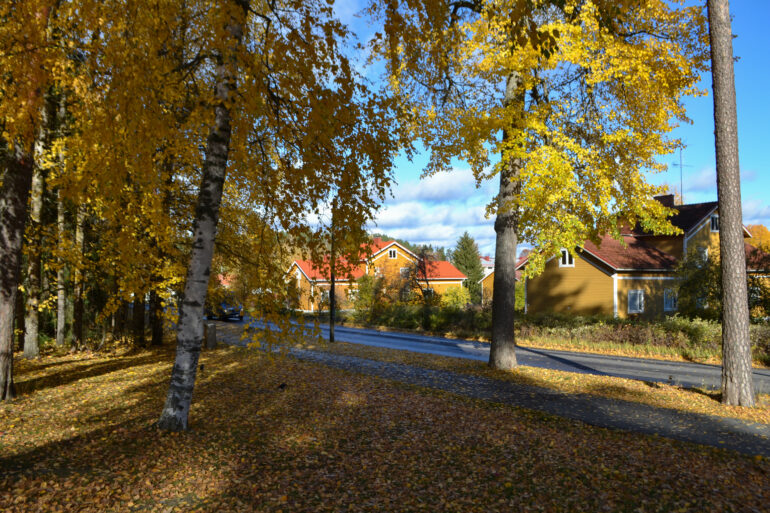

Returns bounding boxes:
[217,327,770,457]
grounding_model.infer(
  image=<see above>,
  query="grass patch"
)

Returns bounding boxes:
[2,346,768,512]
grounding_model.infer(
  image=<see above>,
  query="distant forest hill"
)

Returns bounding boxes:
[370,233,452,261]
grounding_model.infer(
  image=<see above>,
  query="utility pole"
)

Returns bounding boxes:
[329,198,336,343]
[671,146,692,204]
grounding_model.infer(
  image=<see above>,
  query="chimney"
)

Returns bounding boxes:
[654,194,675,207]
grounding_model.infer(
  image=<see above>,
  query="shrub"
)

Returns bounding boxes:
[440,286,471,308]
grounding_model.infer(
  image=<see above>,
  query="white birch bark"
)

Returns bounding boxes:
[23,118,47,359]
[56,189,67,347]
[157,0,248,431]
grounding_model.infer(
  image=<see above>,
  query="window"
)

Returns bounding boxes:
[697,246,708,267]
[374,267,383,277]
[559,248,574,267]
[664,289,678,312]
[424,288,434,298]
[628,290,644,314]
[710,215,719,232]
[400,267,410,278]
[388,249,397,259]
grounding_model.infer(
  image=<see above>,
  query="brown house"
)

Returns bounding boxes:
[286,238,466,312]
[486,195,769,319]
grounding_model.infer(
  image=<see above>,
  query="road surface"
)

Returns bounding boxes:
[221,318,770,393]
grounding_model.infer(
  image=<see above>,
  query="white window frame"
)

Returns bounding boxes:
[628,289,645,314]
[559,248,574,268]
[663,288,678,312]
[388,249,397,259]
[697,246,709,267]
[400,267,410,278]
[374,267,383,277]
[710,215,719,232]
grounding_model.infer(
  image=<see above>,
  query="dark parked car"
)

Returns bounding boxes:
[205,295,243,321]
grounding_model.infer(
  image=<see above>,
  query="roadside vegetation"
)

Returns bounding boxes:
[3,345,768,512]
[307,307,770,367]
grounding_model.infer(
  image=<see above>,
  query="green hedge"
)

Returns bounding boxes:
[338,305,770,365]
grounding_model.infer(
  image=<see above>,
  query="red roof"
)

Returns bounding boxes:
[582,235,678,270]
[293,259,367,281]
[515,235,678,271]
[422,260,467,280]
[369,237,391,253]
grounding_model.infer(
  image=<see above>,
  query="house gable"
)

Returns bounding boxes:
[526,250,614,316]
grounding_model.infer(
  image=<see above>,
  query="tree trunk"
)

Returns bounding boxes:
[71,205,85,349]
[23,158,46,359]
[330,220,336,343]
[707,0,755,407]
[15,285,25,352]
[56,190,67,346]
[1,146,35,400]
[150,290,163,346]
[158,0,247,431]
[132,292,146,346]
[489,73,523,370]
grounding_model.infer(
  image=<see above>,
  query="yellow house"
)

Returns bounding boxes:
[490,196,768,319]
[480,259,523,305]
[287,238,467,312]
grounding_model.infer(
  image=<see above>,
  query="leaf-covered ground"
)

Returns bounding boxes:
[309,340,770,425]
[2,347,769,512]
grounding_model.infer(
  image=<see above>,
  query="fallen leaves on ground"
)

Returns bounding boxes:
[312,340,770,425]
[1,346,768,512]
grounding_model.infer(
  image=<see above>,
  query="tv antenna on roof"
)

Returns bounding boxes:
[671,146,692,204]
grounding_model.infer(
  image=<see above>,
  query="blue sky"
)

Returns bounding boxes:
[337,1,770,257]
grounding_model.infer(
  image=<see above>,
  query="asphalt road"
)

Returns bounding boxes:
[225,318,770,393]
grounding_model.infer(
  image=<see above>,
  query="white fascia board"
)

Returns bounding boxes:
[370,241,419,261]
[288,261,314,282]
[616,276,679,280]
[575,250,614,276]
[684,205,719,243]
[614,268,675,272]
[575,247,618,273]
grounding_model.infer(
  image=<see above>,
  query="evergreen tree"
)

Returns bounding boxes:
[708,0,754,407]
[452,232,484,304]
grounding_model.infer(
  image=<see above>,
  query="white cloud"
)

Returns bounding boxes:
[685,167,716,193]
[370,168,499,256]
[743,169,758,181]
[743,200,770,225]
[390,168,494,204]
[684,166,758,195]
